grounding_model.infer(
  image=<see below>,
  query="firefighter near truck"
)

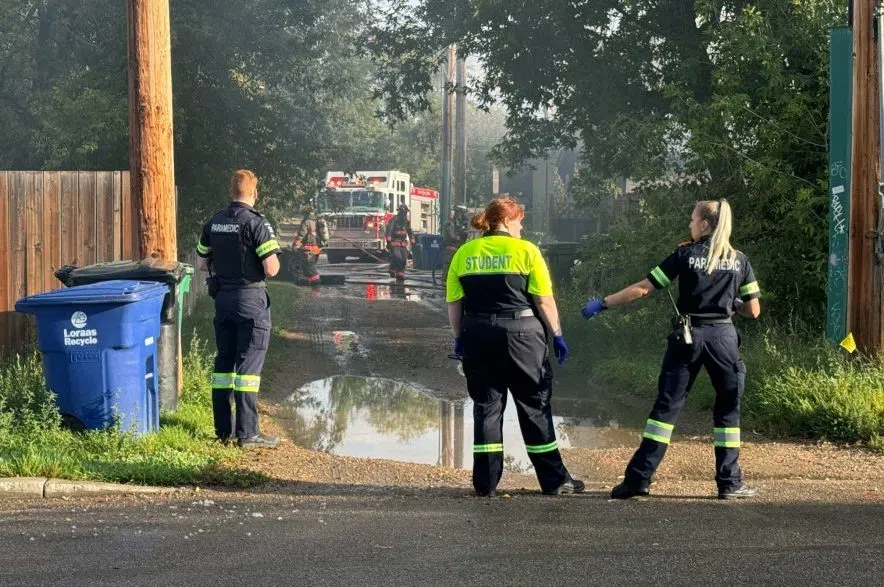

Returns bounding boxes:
[318,171,438,264]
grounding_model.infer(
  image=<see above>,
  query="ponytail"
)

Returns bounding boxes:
[471,211,490,231]
[697,199,736,274]
[471,197,524,233]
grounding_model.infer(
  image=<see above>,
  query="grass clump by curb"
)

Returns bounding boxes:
[0,339,266,487]
[562,294,884,451]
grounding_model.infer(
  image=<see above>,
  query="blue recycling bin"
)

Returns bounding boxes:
[15,280,167,435]
[415,234,443,270]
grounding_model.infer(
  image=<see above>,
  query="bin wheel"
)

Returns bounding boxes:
[61,414,86,433]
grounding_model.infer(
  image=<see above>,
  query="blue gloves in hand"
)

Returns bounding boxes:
[553,335,569,365]
[453,337,463,358]
[581,297,606,319]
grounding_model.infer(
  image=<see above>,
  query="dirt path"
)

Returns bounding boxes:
[241,277,883,503]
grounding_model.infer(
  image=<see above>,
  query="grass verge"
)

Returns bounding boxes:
[0,338,265,486]
[562,294,884,451]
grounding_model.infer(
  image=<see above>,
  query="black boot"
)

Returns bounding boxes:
[718,483,758,500]
[610,482,650,500]
[543,477,586,496]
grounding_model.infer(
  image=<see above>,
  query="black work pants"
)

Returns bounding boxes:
[212,288,271,440]
[462,315,569,494]
[296,248,320,283]
[389,246,408,278]
[623,323,745,492]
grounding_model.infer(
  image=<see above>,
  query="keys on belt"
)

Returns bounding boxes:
[465,309,534,320]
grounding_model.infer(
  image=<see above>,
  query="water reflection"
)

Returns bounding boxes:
[285,376,639,470]
[363,283,433,302]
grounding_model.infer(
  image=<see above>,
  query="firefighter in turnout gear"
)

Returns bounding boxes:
[447,197,584,497]
[581,199,761,499]
[196,170,281,449]
[292,205,328,285]
[385,204,415,281]
[442,204,470,280]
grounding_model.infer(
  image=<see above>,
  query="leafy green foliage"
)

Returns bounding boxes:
[371,0,844,311]
[0,342,264,485]
[561,295,884,449]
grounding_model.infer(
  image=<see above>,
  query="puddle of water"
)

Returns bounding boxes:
[284,376,639,472]
[331,331,368,365]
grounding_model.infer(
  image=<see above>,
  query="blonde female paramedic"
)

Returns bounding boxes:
[581,199,761,500]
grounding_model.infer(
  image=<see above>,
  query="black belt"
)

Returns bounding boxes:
[466,309,534,320]
[689,316,732,326]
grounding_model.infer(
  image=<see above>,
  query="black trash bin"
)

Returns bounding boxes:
[55,259,193,412]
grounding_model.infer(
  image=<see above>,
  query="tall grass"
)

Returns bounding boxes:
[562,294,884,450]
[0,338,265,485]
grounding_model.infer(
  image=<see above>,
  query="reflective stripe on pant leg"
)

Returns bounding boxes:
[212,372,235,389]
[473,443,504,453]
[713,427,740,448]
[525,441,558,454]
[643,418,674,444]
[234,374,260,393]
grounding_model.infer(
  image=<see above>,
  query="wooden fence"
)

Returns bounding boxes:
[0,171,205,354]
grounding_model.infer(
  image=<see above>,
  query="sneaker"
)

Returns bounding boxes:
[237,433,279,449]
[543,478,586,496]
[610,482,650,500]
[475,490,497,497]
[718,483,758,500]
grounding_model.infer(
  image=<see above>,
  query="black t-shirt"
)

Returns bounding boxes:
[646,237,761,319]
[197,202,281,288]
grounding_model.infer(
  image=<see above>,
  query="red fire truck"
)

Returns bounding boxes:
[319,171,438,263]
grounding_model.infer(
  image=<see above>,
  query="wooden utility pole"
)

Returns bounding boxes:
[440,45,456,227]
[127,0,177,261]
[848,0,884,354]
[454,54,467,207]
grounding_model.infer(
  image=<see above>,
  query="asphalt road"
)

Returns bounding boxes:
[1,492,881,586]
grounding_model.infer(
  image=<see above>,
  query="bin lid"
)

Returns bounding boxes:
[55,259,192,288]
[15,280,168,311]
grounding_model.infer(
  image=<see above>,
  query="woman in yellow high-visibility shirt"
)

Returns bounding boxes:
[447,197,584,497]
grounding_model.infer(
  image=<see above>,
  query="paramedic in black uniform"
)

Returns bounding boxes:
[581,199,761,499]
[196,169,281,449]
[447,196,584,496]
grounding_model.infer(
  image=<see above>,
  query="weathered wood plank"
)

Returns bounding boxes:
[43,172,62,290]
[121,171,134,260]
[9,172,29,347]
[113,171,123,260]
[0,172,9,351]
[77,171,98,266]
[25,171,43,296]
[95,171,115,262]
[60,171,79,266]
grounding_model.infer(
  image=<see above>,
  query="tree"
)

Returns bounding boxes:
[370,0,844,312]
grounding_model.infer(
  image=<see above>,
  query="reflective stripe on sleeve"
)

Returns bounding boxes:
[739,282,760,296]
[713,427,740,448]
[525,441,558,454]
[256,239,280,257]
[473,443,504,453]
[643,418,674,444]
[650,266,671,288]
[197,241,211,255]
[211,372,235,389]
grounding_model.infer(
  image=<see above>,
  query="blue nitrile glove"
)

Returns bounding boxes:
[454,337,463,358]
[553,335,569,365]
[581,297,606,319]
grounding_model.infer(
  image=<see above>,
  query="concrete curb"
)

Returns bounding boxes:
[0,477,176,499]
